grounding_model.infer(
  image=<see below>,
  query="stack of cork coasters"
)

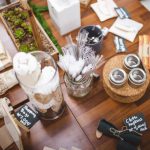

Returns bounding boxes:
[103,54,150,103]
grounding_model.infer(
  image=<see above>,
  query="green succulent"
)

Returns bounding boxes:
[14,18,23,26]
[20,12,28,19]
[14,28,25,40]
[27,25,33,34]
[21,22,28,29]
[14,7,21,15]
[7,10,14,16]
[10,15,18,23]
[19,44,30,52]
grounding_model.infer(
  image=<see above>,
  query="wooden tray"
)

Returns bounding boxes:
[103,54,150,103]
[0,3,39,51]
[0,2,58,57]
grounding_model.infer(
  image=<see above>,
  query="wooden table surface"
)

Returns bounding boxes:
[0,0,150,150]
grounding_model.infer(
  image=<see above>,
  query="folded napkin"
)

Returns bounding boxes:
[0,40,12,71]
[0,69,18,95]
[109,18,143,42]
[13,52,41,86]
[33,66,61,112]
[35,66,59,95]
[0,40,6,60]
[91,0,118,22]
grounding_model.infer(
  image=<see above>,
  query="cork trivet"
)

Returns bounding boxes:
[103,54,150,103]
[103,81,146,103]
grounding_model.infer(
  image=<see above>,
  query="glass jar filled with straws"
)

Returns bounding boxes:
[58,31,105,98]
[64,73,93,97]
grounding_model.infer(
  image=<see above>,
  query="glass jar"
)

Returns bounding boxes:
[64,74,93,98]
[15,51,65,120]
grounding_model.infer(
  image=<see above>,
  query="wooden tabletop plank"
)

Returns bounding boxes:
[21,106,94,150]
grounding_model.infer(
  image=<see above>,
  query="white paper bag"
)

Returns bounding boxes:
[47,0,81,35]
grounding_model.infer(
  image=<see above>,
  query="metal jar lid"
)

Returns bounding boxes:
[124,54,140,70]
[129,68,146,86]
[109,68,127,86]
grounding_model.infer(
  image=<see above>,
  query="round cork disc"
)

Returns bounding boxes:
[103,54,149,103]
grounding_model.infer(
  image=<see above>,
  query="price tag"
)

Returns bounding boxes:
[15,105,39,129]
[124,113,148,133]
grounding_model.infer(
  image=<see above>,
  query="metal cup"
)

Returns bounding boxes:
[79,25,108,54]
[124,54,140,71]
[129,68,146,86]
[109,68,127,87]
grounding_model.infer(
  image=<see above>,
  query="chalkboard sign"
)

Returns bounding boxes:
[124,113,148,132]
[15,105,39,129]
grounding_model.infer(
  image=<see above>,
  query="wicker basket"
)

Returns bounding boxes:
[103,54,150,103]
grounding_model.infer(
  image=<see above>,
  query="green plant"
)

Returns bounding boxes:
[20,11,29,19]
[21,22,28,29]
[14,28,25,39]
[19,44,29,52]
[14,18,23,26]
[3,6,38,53]
[27,25,33,34]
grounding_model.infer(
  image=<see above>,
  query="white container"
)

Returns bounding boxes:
[47,0,81,35]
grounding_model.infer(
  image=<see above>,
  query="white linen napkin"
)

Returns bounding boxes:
[109,18,143,42]
[35,66,59,95]
[91,0,118,22]
[13,52,41,86]
[0,40,12,71]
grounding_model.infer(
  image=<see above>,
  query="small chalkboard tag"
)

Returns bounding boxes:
[124,113,148,133]
[15,105,39,129]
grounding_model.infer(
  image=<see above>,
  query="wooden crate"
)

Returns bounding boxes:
[0,2,58,58]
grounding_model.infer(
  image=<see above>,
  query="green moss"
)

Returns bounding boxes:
[28,0,62,54]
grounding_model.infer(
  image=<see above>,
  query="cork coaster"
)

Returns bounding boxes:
[103,54,150,103]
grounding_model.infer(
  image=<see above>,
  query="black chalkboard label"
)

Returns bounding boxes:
[124,113,148,132]
[15,105,39,129]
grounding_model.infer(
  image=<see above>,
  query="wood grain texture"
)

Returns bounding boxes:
[0,0,150,150]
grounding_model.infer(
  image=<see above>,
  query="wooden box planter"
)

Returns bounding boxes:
[0,1,58,58]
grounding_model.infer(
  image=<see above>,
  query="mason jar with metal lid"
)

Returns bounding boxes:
[64,73,93,98]
[109,68,127,87]
[124,54,140,71]
[129,68,146,87]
